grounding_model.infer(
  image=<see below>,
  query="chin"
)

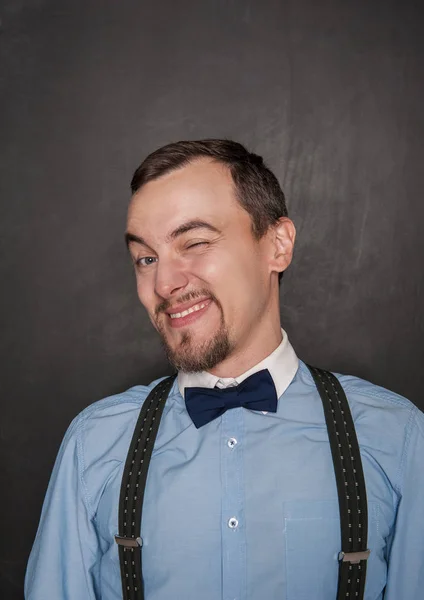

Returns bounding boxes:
[161,323,233,373]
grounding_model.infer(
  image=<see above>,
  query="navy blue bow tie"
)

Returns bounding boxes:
[184,369,278,429]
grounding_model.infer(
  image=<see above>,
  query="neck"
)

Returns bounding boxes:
[208,317,283,379]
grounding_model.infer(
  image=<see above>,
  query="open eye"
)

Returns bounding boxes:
[135,256,157,267]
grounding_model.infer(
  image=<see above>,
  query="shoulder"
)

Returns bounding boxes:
[74,374,173,425]
[297,359,419,414]
[297,360,424,446]
[56,375,177,510]
[297,361,424,491]
[65,375,176,459]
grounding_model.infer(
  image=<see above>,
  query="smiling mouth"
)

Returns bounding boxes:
[169,300,210,319]
[165,299,213,328]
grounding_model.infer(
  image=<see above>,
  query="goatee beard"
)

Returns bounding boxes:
[158,316,233,373]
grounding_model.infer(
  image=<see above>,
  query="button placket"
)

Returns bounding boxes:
[221,406,246,599]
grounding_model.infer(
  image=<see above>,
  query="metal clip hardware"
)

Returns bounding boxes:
[114,535,143,548]
[339,549,371,564]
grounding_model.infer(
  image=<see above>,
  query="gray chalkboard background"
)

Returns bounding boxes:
[1,0,423,597]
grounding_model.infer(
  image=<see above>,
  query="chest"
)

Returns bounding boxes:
[94,406,393,599]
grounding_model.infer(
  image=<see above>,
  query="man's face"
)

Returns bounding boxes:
[126,158,278,373]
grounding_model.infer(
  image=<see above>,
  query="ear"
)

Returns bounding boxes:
[268,217,296,276]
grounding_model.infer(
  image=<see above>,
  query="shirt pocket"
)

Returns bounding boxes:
[283,499,382,600]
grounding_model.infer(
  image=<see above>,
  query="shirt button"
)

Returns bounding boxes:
[228,517,239,529]
[227,437,238,449]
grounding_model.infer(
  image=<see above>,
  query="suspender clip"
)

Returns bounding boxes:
[115,535,143,548]
[339,549,370,564]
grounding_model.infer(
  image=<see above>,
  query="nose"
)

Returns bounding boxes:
[154,255,189,299]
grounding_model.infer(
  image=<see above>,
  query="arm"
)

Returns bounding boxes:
[25,413,100,600]
[384,405,424,599]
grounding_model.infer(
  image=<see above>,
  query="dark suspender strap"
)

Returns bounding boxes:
[115,374,177,600]
[307,365,370,600]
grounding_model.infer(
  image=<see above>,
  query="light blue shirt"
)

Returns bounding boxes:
[25,331,424,599]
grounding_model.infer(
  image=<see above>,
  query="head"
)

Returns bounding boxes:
[126,139,296,374]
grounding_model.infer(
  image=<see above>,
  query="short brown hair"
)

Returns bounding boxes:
[131,139,288,284]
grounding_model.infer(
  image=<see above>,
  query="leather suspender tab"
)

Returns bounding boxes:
[115,535,143,548]
[339,549,371,564]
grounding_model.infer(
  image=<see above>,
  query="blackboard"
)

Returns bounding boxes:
[1,0,423,597]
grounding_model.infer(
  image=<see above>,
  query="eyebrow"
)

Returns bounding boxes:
[125,219,222,249]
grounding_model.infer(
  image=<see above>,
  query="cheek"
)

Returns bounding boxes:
[217,245,262,290]
[197,252,259,309]
[136,279,153,312]
[193,243,252,280]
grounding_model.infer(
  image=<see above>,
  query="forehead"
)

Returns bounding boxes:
[127,158,248,235]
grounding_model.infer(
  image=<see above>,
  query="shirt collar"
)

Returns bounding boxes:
[177,328,299,400]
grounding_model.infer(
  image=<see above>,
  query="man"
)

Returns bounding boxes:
[25,139,424,599]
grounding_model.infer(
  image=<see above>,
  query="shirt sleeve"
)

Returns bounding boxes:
[25,413,100,600]
[384,405,424,599]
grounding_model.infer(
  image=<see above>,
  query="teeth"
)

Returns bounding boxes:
[170,302,207,319]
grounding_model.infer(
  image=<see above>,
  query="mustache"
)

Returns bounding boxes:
[156,289,216,316]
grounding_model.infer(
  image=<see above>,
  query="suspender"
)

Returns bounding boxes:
[115,366,369,600]
[307,366,370,599]
[115,375,177,600]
